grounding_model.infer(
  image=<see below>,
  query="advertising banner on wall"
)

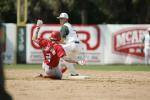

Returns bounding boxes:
[101,24,148,64]
[26,24,149,64]
[26,24,103,64]
[3,24,16,64]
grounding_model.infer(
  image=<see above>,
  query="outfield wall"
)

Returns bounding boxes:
[26,24,103,64]
[4,24,149,64]
[3,24,16,64]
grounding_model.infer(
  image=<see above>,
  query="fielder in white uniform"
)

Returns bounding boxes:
[57,12,84,76]
[142,28,150,65]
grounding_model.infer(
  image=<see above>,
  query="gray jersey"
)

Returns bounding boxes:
[60,22,79,43]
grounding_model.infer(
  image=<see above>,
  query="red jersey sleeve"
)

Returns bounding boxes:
[55,45,66,58]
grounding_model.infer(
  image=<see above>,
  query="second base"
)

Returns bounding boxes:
[67,75,90,80]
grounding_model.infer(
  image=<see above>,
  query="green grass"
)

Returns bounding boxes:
[4,64,150,71]
[78,64,150,71]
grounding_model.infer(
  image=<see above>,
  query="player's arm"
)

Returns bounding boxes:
[32,20,43,41]
[59,25,69,44]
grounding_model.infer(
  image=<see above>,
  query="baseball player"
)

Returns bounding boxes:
[142,28,150,65]
[33,31,67,79]
[32,20,82,79]
[57,12,84,76]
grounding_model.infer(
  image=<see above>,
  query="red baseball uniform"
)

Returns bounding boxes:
[34,37,66,68]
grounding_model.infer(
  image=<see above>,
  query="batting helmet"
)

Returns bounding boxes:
[39,39,48,47]
[50,31,61,41]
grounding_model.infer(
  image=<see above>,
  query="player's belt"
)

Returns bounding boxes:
[74,41,80,44]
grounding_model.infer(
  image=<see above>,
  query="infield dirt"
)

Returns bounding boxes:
[5,69,150,100]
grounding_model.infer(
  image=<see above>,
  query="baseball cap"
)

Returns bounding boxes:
[57,13,69,19]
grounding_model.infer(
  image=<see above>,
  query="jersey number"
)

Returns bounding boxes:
[46,54,51,62]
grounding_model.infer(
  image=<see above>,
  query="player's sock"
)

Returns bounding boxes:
[59,58,79,75]
[61,66,67,73]
[66,63,79,75]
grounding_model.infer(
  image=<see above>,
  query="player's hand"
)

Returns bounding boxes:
[32,36,36,40]
[59,38,65,44]
[34,19,43,39]
[35,73,43,78]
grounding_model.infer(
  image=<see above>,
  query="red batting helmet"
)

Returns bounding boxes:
[50,31,61,41]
